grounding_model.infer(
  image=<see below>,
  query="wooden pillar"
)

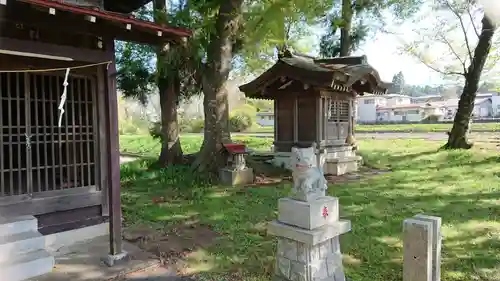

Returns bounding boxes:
[293,95,298,143]
[323,97,329,141]
[104,39,123,256]
[274,99,278,143]
[352,97,357,137]
[97,66,109,217]
[347,97,353,138]
[316,97,322,144]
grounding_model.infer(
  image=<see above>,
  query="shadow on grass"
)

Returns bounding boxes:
[120,139,500,281]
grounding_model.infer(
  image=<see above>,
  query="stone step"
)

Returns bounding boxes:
[1,249,54,281]
[0,216,38,236]
[0,231,45,263]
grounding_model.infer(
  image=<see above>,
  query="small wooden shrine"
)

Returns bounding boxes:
[239,52,388,175]
[0,0,191,278]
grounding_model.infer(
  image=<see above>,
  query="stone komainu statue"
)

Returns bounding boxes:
[290,145,328,202]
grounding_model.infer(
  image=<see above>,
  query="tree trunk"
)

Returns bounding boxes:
[154,0,183,166]
[339,0,353,57]
[444,15,495,149]
[191,0,244,175]
[157,75,183,166]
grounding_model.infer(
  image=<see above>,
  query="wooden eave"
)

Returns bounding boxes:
[3,0,192,45]
[239,56,388,99]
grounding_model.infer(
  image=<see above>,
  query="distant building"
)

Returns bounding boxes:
[255,112,275,126]
[356,94,388,123]
[356,92,498,123]
[411,95,445,104]
[376,103,444,122]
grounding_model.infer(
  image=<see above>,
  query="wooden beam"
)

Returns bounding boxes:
[3,3,180,46]
[0,36,111,63]
[293,96,298,143]
[0,190,102,217]
[103,39,123,256]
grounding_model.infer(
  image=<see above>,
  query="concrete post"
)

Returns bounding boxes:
[403,215,442,281]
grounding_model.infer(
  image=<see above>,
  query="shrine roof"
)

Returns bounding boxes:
[13,0,191,45]
[239,52,389,99]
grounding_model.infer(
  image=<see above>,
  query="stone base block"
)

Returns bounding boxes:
[219,168,254,186]
[272,235,346,281]
[324,156,361,176]
[325,145,355,159]
[278,197,339,230]
[268,220,351,246]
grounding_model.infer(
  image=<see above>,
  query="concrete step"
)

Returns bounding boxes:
[1,249,54,281]
[0,216,38,236]
[0,231,45,263]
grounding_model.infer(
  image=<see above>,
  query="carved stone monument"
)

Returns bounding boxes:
[268,145,351,281]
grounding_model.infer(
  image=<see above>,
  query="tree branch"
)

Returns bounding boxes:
[437,33,468,74]
[413,51,465,77]
[443,0,474,62]
[467,8,480,37]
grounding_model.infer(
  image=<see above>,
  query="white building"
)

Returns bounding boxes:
[432,98,492,120]
[385,94,412,106]
[411,95,445,104]
[492,95,500,117]
[376,103,445,122]
[356,94,388,123]
[255,112,275,126]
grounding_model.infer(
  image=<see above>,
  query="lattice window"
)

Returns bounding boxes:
[328,100,349,122]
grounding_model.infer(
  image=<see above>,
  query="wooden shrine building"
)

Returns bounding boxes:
[0,0,190,279]
[239,52,388,175]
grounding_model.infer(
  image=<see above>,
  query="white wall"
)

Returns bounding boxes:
[377,109,422,122]
[386,96,411,106]
[256,114,275,126]
[357,97,387,122]
[473,100,492,118]
[492,96,500,117]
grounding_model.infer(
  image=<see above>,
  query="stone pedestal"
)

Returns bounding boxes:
[219,167,254,186]
[268,196,351,281]
[271,146,362,175]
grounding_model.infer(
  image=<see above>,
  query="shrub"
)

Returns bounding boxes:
[149,121,162,140]
[422,114,440,123]
[229,111,253,132]
[188,118,205,133]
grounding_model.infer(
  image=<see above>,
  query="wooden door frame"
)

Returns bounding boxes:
[0,71,103,218]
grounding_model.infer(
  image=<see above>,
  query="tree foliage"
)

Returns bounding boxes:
[234,0,332,75]
[320,0,423,58]
[391,71,405,94]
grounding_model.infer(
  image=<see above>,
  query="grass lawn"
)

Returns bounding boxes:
[356,122,500,133]
[120,137,500,281]
[119,134,274,157]
[242,122,500,133]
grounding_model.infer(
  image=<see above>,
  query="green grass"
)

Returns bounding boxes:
[215,122,500,134]
[120,138,500,281]
[356,122,500,133]
[119,134,274,157]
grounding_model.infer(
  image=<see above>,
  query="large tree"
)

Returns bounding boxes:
[401,0,499,149]
[116,1,201,166]
[192,0,331,174]
[320,0,423,57]
[190,0,246,174]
